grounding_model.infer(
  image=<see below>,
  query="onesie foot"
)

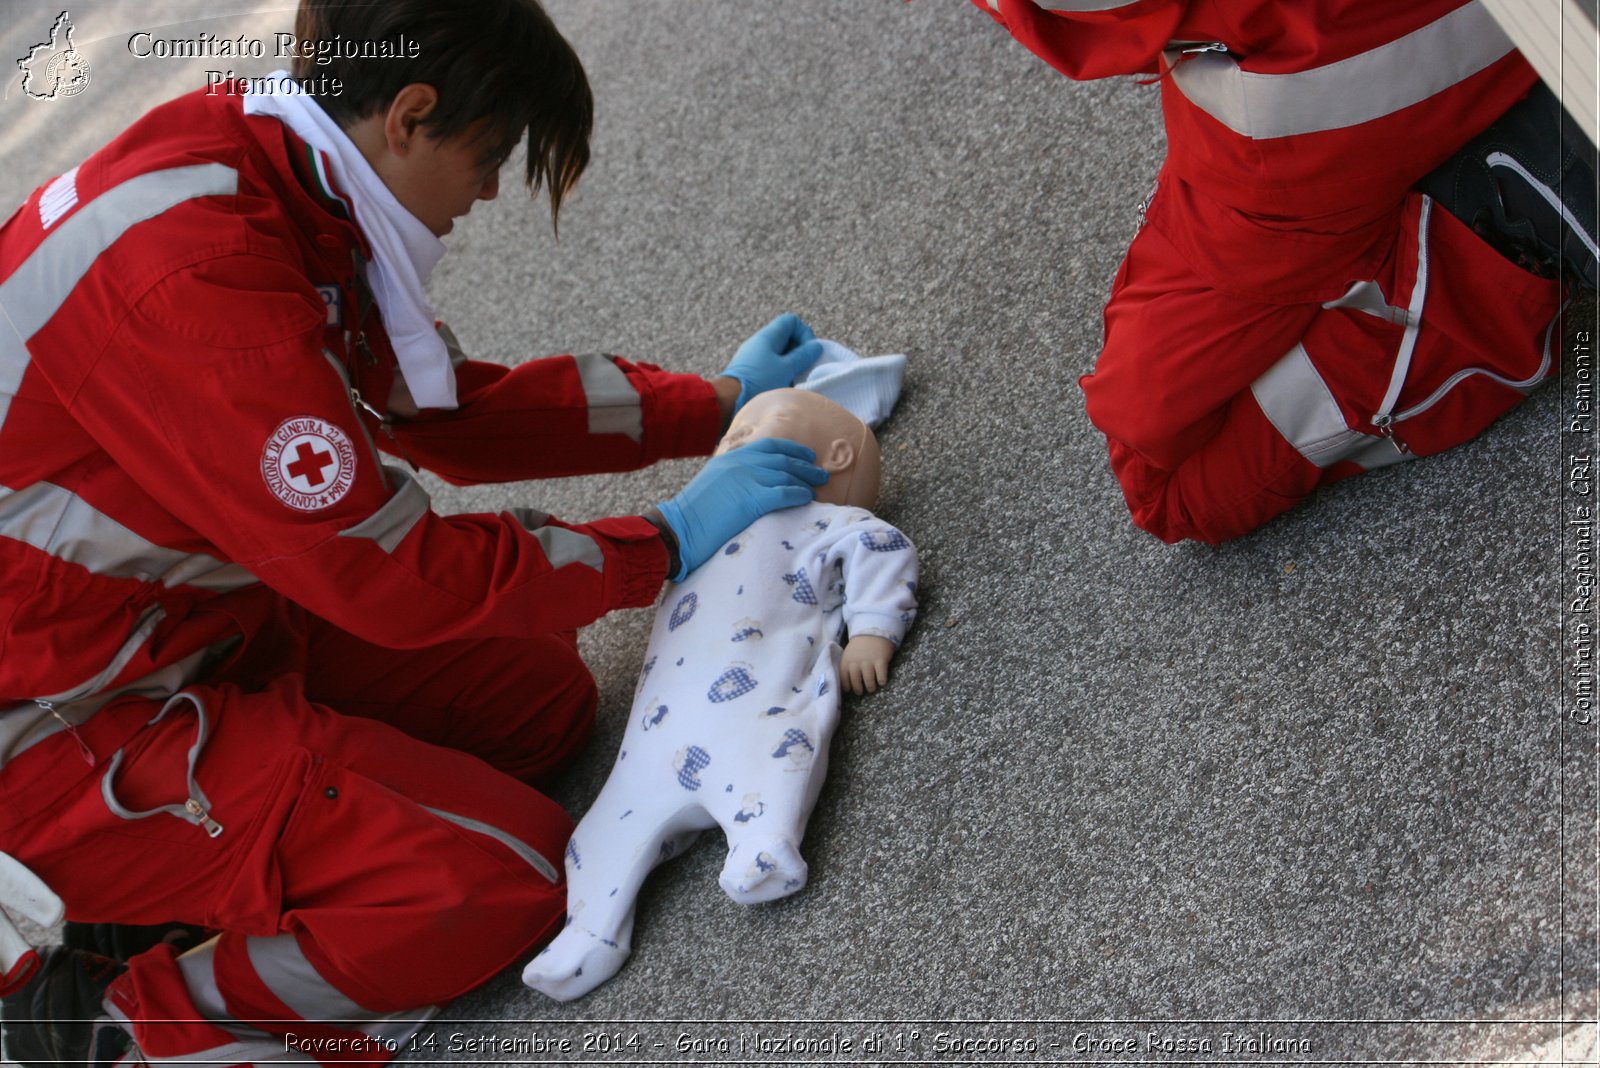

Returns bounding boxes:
[720,840,808,905]
[522,922,631,1002]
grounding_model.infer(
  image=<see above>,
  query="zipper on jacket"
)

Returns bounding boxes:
[321,349,388,470]
[1366,197,1435,457]
[349,385,421,473]
[1371,414,1412,456]
[1146,42,1232,87]
[183,798,224,838]
[1370,314,1557,455]
[33,700,95,765]
[1389,318,1556,427]
[327,343,422,474]
[1136,179,1159,230]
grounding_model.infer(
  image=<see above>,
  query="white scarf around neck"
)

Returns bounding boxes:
[244,71,457,409]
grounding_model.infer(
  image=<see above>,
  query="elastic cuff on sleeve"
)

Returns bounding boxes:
[586,515,671,609]
[845,613,907,648]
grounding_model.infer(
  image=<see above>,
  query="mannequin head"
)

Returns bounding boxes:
[716,389,881,509]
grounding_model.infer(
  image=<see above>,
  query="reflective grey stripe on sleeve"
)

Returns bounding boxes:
[0,164,240,434]
[506,505,552,530]
[0,331,26,440]
[337,469,601,569]
[1166,3,1513,139]
[0,480,257,591]
[423,805,560,883]
[338,465,430,552]
[573,353,643,443]
[4,640,213,768]
[509,510,606,573]
[1250,344,1412,470]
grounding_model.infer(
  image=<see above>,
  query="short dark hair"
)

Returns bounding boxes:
[293,0,592,228]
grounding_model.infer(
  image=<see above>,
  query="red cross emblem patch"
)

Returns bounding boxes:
[261,416,357,511]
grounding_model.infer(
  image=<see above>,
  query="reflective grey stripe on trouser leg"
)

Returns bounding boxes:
[110,936,437,1064]
[246,936,439,1043]
[102,996,320,1067]
[1254,197,1433,470]
[1250,345,1416,471]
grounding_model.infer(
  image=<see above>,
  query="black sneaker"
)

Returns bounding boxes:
[1420,81,1599,290]
[0,947,131,1067]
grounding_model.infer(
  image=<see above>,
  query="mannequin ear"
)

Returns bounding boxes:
[820,438,855,474]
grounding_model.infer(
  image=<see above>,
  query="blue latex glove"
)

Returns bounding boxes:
[718,313,824,413]
[656,438,827,581]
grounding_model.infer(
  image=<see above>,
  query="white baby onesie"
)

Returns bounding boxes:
[523,501,918,1001]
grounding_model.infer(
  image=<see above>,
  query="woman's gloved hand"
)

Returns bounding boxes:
[717,313,824,413]
[653,439,827,581]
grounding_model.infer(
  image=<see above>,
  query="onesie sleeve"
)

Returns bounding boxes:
[829,514,919,647]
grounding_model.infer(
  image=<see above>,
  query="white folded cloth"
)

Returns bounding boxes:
[796,339,906,428]
[244,71,457,409]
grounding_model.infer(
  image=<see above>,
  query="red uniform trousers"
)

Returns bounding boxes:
[1085,184,1564,543]
[0,601,593,1064]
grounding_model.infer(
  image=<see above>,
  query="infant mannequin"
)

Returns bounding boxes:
[523,389,918,1001]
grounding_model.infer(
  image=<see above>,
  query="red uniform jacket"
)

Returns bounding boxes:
[0,86,720,756]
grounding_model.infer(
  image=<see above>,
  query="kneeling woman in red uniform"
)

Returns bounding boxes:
[0,1,829,1063]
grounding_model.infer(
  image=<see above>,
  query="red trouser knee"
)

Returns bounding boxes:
[297,621,599,786]
[215,601,599,786]
[1084,194,1562,544]
[3,681,572,1062]
[0,607,593,1063]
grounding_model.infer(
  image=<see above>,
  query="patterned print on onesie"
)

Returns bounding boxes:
[708,664,758,703]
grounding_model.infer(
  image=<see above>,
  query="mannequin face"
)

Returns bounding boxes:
[717,389,881,509]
